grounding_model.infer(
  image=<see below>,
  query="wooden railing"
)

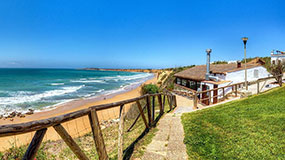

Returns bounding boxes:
[0,93,177,160]
[174,76,276,109]
[173,83,197,99]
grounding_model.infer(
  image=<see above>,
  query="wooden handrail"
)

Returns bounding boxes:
[0,93,168,137]
[0,92,177,160]
[174,83,197,93]
[197,82,244,94]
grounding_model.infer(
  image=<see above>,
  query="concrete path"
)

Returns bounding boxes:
[141,95,192,160]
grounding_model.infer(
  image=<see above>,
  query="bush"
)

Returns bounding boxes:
[141,84,159,95]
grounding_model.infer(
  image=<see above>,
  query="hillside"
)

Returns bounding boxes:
[83,68,162,73]
[182,87,285,159]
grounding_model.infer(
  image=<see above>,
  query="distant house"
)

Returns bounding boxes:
[271,50,285,64]
[174,58,270,104]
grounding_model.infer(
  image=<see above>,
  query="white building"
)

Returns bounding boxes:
[174,58,270,105]
[271,50,285,64]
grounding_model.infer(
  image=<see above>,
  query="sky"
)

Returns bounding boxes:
[0,0,284,69]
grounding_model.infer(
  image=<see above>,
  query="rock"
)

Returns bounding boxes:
[26,109,34,115]
[20,114,26,118]
[0,115,3,119]
[17,112,22,117]
[8,111,17,118]
[10,118,14,121]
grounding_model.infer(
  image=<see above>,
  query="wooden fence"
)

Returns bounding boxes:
[174,76,276,109]
[0,93,177,160]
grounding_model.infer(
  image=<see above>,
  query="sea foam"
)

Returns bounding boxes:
[0,85,84,105]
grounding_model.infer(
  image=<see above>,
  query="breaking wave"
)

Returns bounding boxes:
[0,85,85,105]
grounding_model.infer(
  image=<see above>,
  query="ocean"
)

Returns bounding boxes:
[0,69,153,114]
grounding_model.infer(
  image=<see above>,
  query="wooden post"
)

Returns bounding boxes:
[23,128,47,160]
[146,96,152,126]
[173,95,177,108]
[171,95,173,109]
[152,96,155,124]
[53,124,89,160]
[167,95,172,110]
[235,85,238,97]
[118,105,125,160]
[222,88,225,99]
[136,101,149,128]
[157,94,163,115]
[209,91,211,105]
[162,95,166,112]
[257,80,260,94]
[193,93,198,109]
[88,109,108,160]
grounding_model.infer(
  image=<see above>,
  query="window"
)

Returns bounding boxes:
[189,80,196,90]
[197,82,201,89]
[177,78,181,85]
[254,69,259,78]
[182,79,187,86]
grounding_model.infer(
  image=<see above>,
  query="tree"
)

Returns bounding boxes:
[268,62,285,86]
[212,61,228,64]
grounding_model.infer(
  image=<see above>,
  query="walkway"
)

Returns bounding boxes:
[141,95,192,160]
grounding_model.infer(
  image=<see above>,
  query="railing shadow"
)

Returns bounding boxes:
[123,113,164,160]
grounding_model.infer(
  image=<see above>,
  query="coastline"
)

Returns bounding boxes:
[0,73,157,151]
[0,73,156,125]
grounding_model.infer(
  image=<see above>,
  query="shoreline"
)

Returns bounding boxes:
[0,73,157,125]
[0,73,157,151]
[0,73,156,125]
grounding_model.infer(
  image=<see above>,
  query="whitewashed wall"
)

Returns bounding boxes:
[271,55,285,63]
[225,66,270,84]
[201,66,270,103]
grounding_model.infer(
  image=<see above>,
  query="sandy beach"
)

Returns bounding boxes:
[0,74,157,151]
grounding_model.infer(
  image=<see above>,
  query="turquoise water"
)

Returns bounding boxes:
[0,69,153,113]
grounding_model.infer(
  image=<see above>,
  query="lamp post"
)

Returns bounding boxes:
[242,37,248,90]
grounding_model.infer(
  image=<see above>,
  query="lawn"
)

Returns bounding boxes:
[182,87,285,159]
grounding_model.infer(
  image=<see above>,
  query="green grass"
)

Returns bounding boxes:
[182,87,285,160]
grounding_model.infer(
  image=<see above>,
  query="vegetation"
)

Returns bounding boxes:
[141,84,159,95]
[212,60,228,64]
[268,62,285,86]
[181,86,285,159]
[161,65,195,90]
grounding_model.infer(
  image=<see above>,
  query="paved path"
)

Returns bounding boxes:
[141,95,192,160]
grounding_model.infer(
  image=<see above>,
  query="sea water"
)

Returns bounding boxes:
[0,69,153,114]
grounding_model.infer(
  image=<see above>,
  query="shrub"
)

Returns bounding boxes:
[141,84,159,95]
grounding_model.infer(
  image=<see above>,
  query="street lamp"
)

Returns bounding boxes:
[242,37,248,90]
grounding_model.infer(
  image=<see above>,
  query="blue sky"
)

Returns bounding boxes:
[0,0,284,69]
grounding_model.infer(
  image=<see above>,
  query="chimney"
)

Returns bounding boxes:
[205,49,212,80]
[237,61,241,68]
